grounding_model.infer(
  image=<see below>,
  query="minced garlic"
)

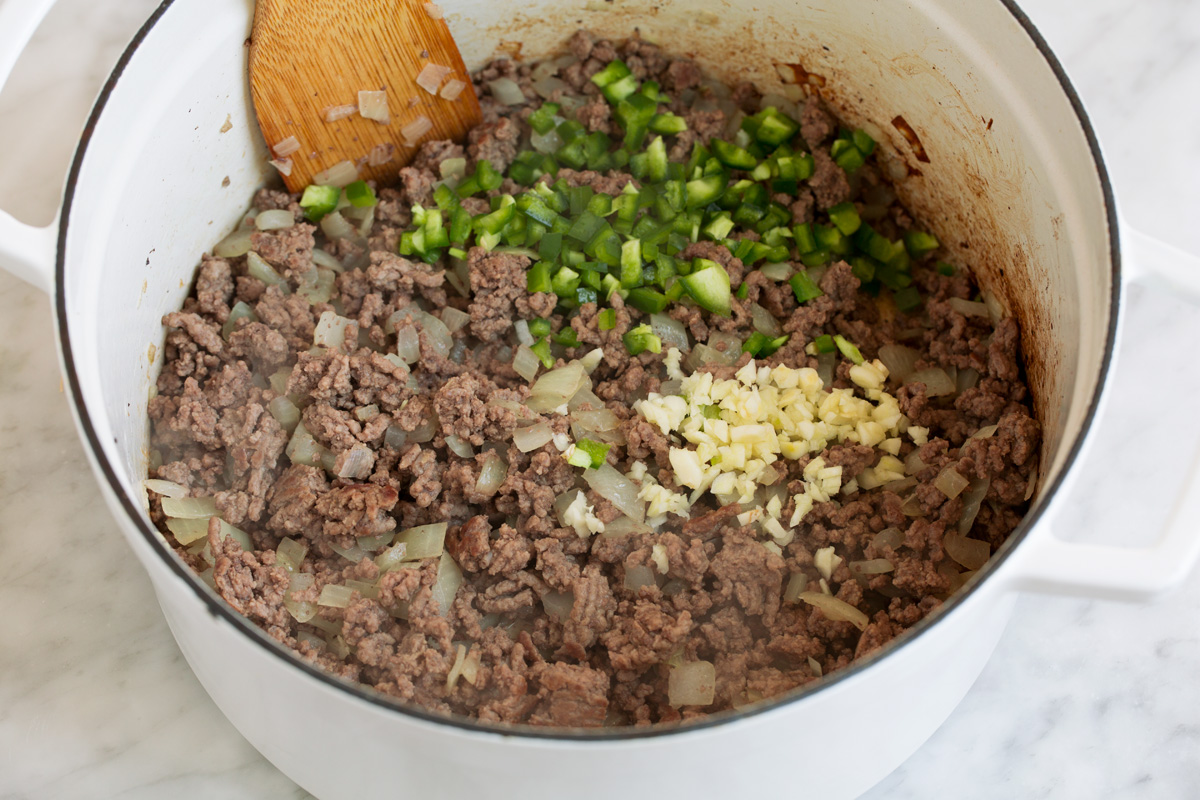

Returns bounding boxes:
[562,491,605,538]
[635,355,912,543]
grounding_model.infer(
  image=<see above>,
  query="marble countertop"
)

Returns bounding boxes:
[1,0,1198,797]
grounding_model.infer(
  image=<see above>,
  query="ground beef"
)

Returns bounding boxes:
[466,247,554,341]
[251,223,315,280]
[468,116,521,174]
[149,32,1038,730]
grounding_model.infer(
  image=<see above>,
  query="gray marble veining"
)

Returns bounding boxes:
[0,0,1197,797]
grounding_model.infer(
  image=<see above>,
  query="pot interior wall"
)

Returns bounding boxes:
[63,0,1109,555]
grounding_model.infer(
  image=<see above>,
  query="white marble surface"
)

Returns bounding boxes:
[1,0,1198,797]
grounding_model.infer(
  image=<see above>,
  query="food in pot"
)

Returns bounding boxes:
[145,30,1040,727]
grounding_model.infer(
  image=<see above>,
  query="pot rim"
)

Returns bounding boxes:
[53,0,1121,741]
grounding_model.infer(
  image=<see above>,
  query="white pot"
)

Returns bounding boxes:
[2,0,1199,797]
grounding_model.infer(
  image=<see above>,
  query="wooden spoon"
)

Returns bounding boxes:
[249,0,482,193]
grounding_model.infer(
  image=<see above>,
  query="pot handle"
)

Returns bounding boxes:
[1007,229,1200,602]
[0,0,62,294]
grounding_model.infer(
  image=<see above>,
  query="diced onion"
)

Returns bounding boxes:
[948,297,990,318]
[578,347,604,374]
[401,115,433,145]
[439,157,467,184]
[416,63,453,94]
[446,643,468,690]
[431,552,463,616]
[411,310,451,356]
[685,344,733,371]
[358,90,390,123]
[849,558,894,575]
[883,476,917,494]
[283,573,317,622]
[144,478,188,499]
[269,367,292,396]
[374,542,410,573]
[958,478,990,536]
[395,522,448,561]
[966,424,998,442]
[906,368,956,397]
[542,590,575,623]
[269,158,293,177]
[749,303,782,338]
[783,572,809,602]
[526,362,587,412]
[356,531,393,552]
[395,324,421,364]
[407,414,438,444]
[424,2,443,18]
[320,210,356,241]
[873,527,904,550]
[475,451,508,496]
[214,228,255,258]
[583,463,645,522]
[298,267,336,306]
[247,251,288,289]
[314,160,359,188]
[461,646,481,685]
[513,420,554,453]
[533,76,569,100]
[318,584,356,608]
[276,537,308,572]
[440,306,470,333]
[957,367,980,394]
[571,407,620,432]
[904,450,927,476]
[446,434,475,458]
[808,657,823,677]
[335,445,375,479]
[512,345,541,381]
[797,592,869,631]
[668,661,716,707]
[1024,466,1038,501]
[487,77,526,106]
[311,248,343,273]
[900,494,925,517]
[345,578,380,599]
[323,103,358,122]
[165,518,209,545]
[440,79,467,101]
[650,313,690,352]
[758,261,792,281]
[944,532,990,571]
[877,344,920,384]
[514,319,534,346]
[286,423,330,469]
[330,540,367,563]
[531,126,564,154]
[162,496,218,519]
[313,310,356,350]
[268,396,301,431]
[933,466,970,499]
[601,516,653,537]
[624,564,658,591]
[272,135,301,157]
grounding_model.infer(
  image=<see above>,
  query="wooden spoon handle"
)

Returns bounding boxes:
[249,0,482,192]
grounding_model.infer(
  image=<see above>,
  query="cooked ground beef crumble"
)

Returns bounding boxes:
[146,31,1039,727]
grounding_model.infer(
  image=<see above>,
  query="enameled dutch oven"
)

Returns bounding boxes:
[3,0,1200,796]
